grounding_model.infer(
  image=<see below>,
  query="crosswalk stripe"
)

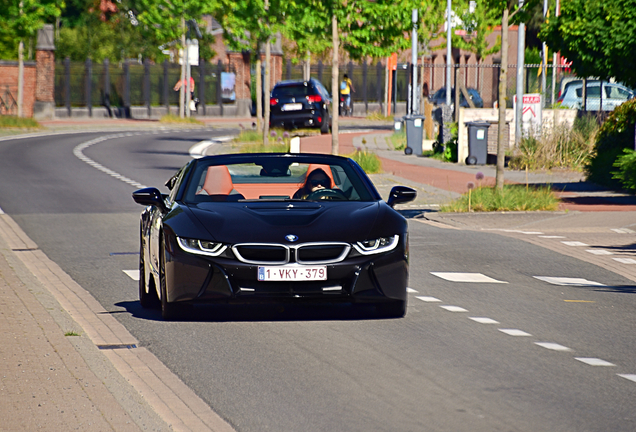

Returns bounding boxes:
[431,272,507,284]
[534,276,605,287]
[123,270,140,281]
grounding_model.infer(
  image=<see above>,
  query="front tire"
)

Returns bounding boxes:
[159,235,180,320]
[139,238,159,308]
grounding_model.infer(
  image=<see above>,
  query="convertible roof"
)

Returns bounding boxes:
[196,153,352,165]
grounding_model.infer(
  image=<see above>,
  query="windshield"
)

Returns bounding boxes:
[183,158,375,204]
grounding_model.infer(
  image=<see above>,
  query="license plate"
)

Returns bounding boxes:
[258,266,327,281]
[282,103,302,111]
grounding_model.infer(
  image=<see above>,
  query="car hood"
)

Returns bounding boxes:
[183,201,384,244]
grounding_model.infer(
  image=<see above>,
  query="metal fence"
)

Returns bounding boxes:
[54,58,234,116]
[283,59,577,113]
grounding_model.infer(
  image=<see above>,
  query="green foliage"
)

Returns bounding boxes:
[348,150,381,174]
[540,0,636,88]
[159,114,203,124]
[443,140,457,162]
[0,115,41,128]
[612,149,636,191]
[390,131,406,151]
[0,0,62,58]
[585,99,636,188]
[440,185,559,212]
[509,115,599,171]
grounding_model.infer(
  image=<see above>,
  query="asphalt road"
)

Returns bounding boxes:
[1,129,635,431]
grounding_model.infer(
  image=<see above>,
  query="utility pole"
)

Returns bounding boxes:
[263,0,270,146]
[541,0,548,102]
[515,0,525,146]
[445,0,452,106]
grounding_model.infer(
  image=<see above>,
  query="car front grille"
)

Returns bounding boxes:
[232,242,351,265]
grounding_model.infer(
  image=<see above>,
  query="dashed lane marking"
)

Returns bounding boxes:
[431,272,508,284]
[415,296,441,302]
[123,270,140,281]
[535,342,572,351]
[575,358,616,367]
[586,249,614,255]
[618,374,636,383]
[469,317,499,324]
[612,257,636,264]
[499,329,532,337]
[406,287,418,293]
[534,276,606,287]
[611,228,635,234]
[439,305,468,312]
[539,235,566,238]
[561,241,589,247]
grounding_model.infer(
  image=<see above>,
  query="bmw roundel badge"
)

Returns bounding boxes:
[285,234,298,242]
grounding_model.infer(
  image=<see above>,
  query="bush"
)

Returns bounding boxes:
[0,115,41,129]
[585,99,636,188]
[612,148,636,190]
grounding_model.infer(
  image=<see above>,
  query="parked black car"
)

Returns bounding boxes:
[269,79,332,133]
[132,153,417,320]
[429,87,484,109]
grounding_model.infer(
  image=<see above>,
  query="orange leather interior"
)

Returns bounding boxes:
[200,165,234,195]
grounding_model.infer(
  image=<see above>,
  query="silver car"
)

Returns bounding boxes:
[557,80,634,111]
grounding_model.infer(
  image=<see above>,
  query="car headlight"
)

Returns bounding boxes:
[353,235,399,255]
[177,237,227,257]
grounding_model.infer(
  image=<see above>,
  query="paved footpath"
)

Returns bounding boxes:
[1,117,636,430]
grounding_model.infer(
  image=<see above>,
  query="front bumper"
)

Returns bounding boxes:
[163,235,408,305]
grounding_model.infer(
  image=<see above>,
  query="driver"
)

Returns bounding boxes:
[293,168,332,199]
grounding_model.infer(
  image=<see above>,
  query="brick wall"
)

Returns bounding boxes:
[0,61,37,117]
[35,50,55,102]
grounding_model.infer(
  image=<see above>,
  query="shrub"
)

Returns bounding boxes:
[0,115,41,129]
[585,99,636,188]
[612,148,636,190]
[440,185,559,212]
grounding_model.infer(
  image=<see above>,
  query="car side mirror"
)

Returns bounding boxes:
[387,186,416,208]
[132,187,169,213]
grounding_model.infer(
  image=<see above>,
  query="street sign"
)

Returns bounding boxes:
[178,39,199,66]
[514,93,542,136]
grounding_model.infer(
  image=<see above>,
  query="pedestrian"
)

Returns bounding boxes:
[174,77,197,111]
[340,74,354,116]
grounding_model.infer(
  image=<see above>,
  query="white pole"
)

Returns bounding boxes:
[446,0,452,106]
[515,0,525,145]
[411,9,418,115]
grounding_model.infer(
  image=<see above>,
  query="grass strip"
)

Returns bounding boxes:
[440,184,560,212]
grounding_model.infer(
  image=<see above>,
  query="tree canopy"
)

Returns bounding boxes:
[540,0,636,88]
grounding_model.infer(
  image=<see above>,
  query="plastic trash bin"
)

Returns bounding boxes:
[404,114,425,155]
[465,121,490,165]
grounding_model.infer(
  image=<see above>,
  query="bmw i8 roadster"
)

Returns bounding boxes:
[132,153,416,319]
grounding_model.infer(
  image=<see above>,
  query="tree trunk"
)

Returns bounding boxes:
[496,7,509,191]
[18,40,24,117]
[304,50,311,81]
[331,14,339,155]
[256,57,263,132]
[179,18,186,118]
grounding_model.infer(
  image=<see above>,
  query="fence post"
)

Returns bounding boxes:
[144,58,151,118]
[199,59,206,115]
[85,58,92,117]
[217,60,223,116]
[103,58,111,117]
[123,60,130,117]
[64,57,71,117]
[318,60,323,84]
[377,62,383,112]
[362,59,368,114]
[163,60,169,114]
[287,58,292,80]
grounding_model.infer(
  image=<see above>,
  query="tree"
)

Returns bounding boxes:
[540,0,636,88]
[0,0,63,116]
[133,0,216,117]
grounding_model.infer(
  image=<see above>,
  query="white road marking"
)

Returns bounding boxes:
[0,206,4,215]
[406,287,418,293]
[535,342,572,351]
[618,374,636,383]
[612,257,636,264]
[534,276,606,287]
[575,358,616,367]
[415,296,441,302]
[430,272,507,284]
[539,235,566,238]
[520,231,544,235]
[612,228,635,234]
[189,136,233,158]
[123,270,140,281]
[499,329,532,337]
[586,249,614,255]
[469,317,499,324]
[439,305,468,312]
[561,241,589,247]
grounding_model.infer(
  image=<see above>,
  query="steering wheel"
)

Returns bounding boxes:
[306,188,347,201]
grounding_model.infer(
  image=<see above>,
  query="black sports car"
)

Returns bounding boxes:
[132,153,416,320]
